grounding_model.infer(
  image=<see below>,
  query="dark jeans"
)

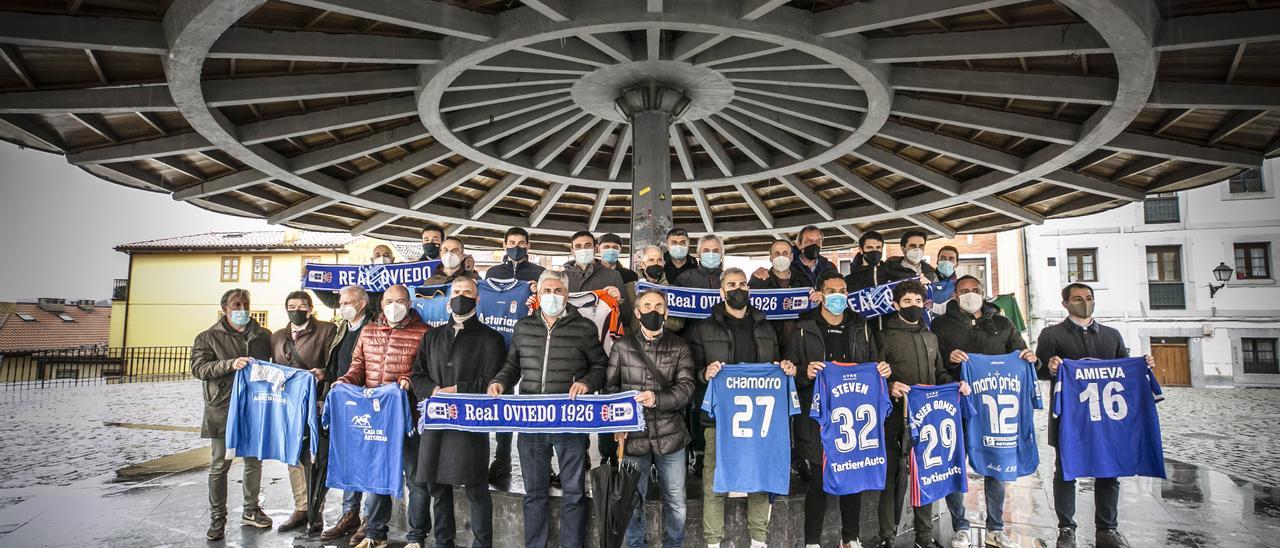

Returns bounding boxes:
[366,437,431,542]
[1054,450,1119,530]
[945,476,1008,531]
[493,432,512,465]
[517,432,589,548]
[804,476,862,545]
[877,425,933,543]
[689,385,706,455]
[427,482,492,548]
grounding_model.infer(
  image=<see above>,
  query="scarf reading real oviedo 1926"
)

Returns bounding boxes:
[417,391,646,434]
[302,259,441,292]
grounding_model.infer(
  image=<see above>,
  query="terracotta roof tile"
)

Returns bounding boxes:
[0,303,110,352]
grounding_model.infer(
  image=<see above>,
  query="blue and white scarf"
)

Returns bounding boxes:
[636,281,815,320]
[302,260,441,292]
[417,391,646,434]
[846,279,941,320]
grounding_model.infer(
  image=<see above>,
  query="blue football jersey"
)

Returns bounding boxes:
[810,362,893,495]
[412,284,451,327]
[702,363,800,495]
[962,351,1042,481]
[477,278,532,346]
[907,383,975,507]
[1053,357,1165,481]
[322,383,411,496]
[225,360,318,466]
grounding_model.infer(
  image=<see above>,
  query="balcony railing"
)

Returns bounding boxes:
[0,346,191,389]
[112,279,128,301]
[1149,282,1186,310]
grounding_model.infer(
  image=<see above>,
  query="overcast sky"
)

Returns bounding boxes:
[0,142,269,302]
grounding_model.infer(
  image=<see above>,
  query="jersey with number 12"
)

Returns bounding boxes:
[811,361,893,495]
[1053,357,1165,481]
[702,363,800,495]
[962,351,1042,481]
[908,383,975,506]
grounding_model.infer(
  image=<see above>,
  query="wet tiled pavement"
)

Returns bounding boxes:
[0,382,1275,547]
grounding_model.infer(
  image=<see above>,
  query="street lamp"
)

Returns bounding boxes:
[1209,262,1234,298]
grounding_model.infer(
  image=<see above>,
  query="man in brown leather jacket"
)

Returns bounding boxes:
[334,284,431,548]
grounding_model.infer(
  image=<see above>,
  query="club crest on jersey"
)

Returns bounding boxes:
[601,403,634,422]
[307,270,333,284]
[509,301,517,314]
[350,414,371,428]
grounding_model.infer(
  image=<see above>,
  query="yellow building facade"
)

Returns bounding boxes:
[110,231,412,349]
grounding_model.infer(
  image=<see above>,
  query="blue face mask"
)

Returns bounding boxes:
[823,293,848,315]
[937,260,956,278]
[539,293,566,316]
[700,251,722,269]
[228,309,250,327]
[602,248,620,264]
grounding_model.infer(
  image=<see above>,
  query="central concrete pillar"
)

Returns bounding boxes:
[615,84,689,262]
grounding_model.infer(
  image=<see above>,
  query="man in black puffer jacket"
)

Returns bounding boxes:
[487,270,608,548]
[686,267,797,548]
[606,289,695,548]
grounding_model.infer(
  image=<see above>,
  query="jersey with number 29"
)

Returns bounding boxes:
[810,361,893,495]
[1053,357,1165,481]
[702,363,800,495]
[908,383,974,506]
[962,351,1042,481]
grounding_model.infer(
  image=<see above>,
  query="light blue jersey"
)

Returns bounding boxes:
[702,363,800,495]
[412,284,451,327]
[962,351,1042,480]
[322,383,411,496]
[225,360,318,466]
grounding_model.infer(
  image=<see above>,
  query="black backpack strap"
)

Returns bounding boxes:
[633,333,672,390]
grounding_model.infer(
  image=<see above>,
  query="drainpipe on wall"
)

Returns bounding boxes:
[121,253,133,349]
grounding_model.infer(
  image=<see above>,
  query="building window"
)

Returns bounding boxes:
[1228,168,1264,194]
[250,310,268,329]
[1143,196,1180,224]
[1146,245,1184,309]
[251,256,271,282]
[302,255,322,276]
[220,256,240,282]
[1242,338,1279,375]
[1234,243,1272,280]
[1066,248,1098,283]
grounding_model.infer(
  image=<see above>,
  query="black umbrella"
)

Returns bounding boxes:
[305,415,330,534]
[590,439,641,548]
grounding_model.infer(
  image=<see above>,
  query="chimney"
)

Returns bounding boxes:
[283,228,301,246]
[77,299,96,311]
[37,298,66,313]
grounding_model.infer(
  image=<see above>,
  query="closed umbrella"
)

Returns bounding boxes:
[590,442,641,548]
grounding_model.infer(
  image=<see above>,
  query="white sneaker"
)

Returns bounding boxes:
[952,529,973,548]
[404,544,421,548]
[985,530,1018,548]
[807,544,822,547]
[844,541,864,548]
[752,541,768,548]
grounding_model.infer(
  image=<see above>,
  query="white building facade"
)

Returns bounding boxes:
[1023,159,1280,388]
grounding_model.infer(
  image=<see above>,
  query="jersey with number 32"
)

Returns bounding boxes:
[1053,357,1165,481]
[811,362,893,495]
[907,383,975,506]
[702,363,800,495]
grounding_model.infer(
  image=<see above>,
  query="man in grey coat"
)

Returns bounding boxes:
[191,288,274,541]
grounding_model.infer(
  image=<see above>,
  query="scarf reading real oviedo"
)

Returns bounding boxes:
[417,391,646,434]
[302,259,442,292]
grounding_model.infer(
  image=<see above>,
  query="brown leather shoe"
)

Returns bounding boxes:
[349,518,369,544]
[320,510,360,540]
[277,510,308,532]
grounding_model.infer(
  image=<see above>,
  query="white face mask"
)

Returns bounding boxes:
[958,292,984,314]
[383,302,407,324]
[338,304,359,322]
[905,248,925,264]
[771,255,792,272]
[573,249,595,266]
[539,293,566,316]
[441,253,462,269]
[371,256,391,265]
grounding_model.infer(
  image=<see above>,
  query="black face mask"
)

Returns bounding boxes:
[639,311,664,331]
[506,246,527,262]
[644,264,664,280]
[422,242,440,260]
[725,288,750,310]
[450,295,476,316]
[863,250,882,266]
[898,306,924,323]
[287,310,309,326]
[801,244,821,261]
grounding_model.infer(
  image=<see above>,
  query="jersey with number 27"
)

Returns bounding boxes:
[702,363,800,495]
[908,383,975,506]
[1053,357,1165,481]
[962,351,1042,481]
[810,361,893,495]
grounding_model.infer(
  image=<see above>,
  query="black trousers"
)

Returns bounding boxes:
[804,476,863,544]
[1053,450,1120,530]
[427,481,493,548]
[877,421,933,542]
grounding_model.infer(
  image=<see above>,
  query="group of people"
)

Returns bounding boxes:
[192,223,1151,548]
